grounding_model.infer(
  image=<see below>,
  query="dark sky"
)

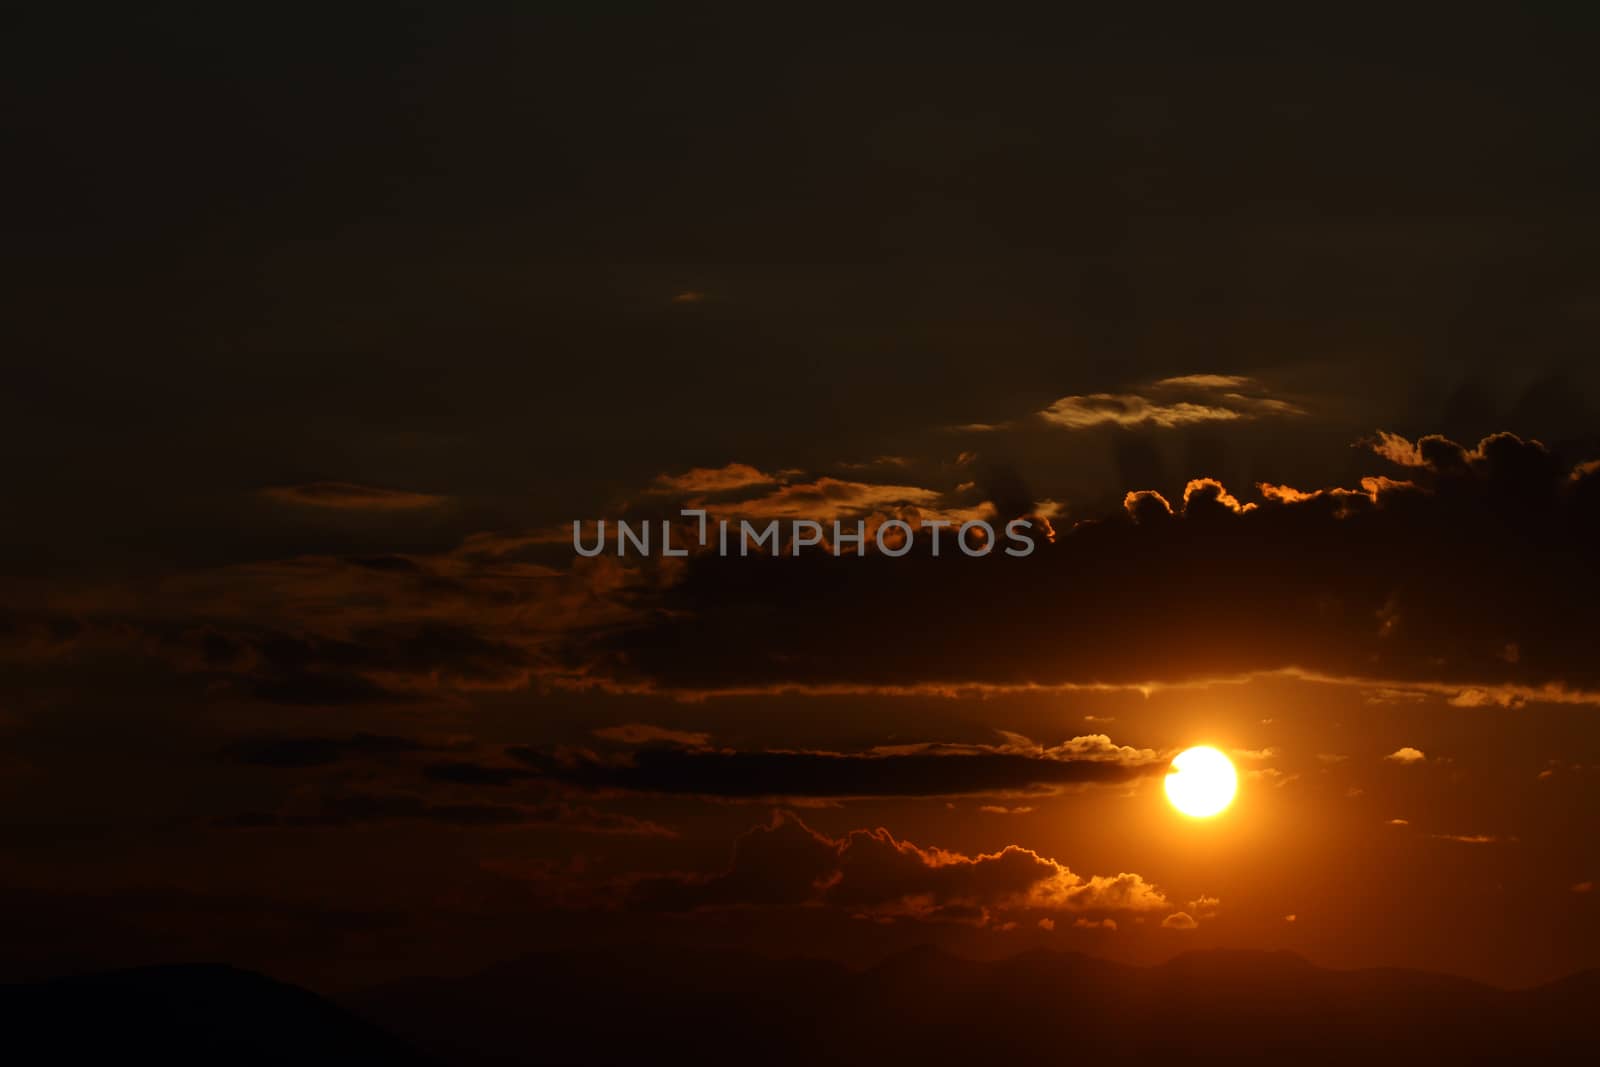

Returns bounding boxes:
[2,3,1598,993]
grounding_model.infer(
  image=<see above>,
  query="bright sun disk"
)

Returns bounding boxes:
[1165,746,1238,818]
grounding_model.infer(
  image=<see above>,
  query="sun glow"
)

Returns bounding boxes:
[1165,746,1238,818]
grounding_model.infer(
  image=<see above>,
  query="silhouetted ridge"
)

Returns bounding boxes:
[0,964,427,1065]
[343,946,1598,1064]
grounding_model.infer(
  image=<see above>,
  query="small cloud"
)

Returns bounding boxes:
[1387,818,1410,826]
[1385,747,1427,764]
[1248,767,1298,788]
[1574,882,1594,894]
[671,290,707,304]
[592,723,711,748]
[1161,911,1198,930]
[1537,768,1557,781]
[260,482,447,511]
[1368,430,1427,467]
[977,805,1035,815]
[837,455,911,471]
[1037,917,1055,931]
[1363,687,1428,705]
[1084,715,1115,723]
[1448,688,1523,708]
[1283,914,1297,924]
[1152,374,1255,390]
[652,463,774,494]
[1231,747,1279,760]
[1186,895,1221,919]
[1431,833,1506,845]
[1344,785,1364,798]
[1073,917,1117,931]
[1032,375,1302,433]
[1316,753,1348,765]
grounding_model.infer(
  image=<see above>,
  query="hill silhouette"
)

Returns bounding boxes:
[343,945,1599,1064]
[0,963,429,1065]
[3,950,1593,1064]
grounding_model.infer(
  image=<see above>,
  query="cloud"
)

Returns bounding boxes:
[1368,431,1429,468]
[1365,430,1562,476]
[1249,767,1299,788]
[480,733,1161,800]
[1574,882,1594,894]
[652,463,774,494]
[1072,917,1117,931]
[625,811,1170,925]
[705,477,944,522]
[1385,747,1427,764]
[592,723,712,748]
[1035,375,1303,431]
[1186,895,1221,919]
[1430,833,1507,845]
[260,482,447,510]
[13,432,1600,712]
[220,792,670,836]
[1040,394,1247,430]
[1448,688,1522,708]
[220,733,430,768]
[577,432,1600,701]
[54,537,639,703]
[1152,374,1255,390]
[1161,911,1198,930]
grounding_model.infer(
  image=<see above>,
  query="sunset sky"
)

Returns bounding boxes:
[4,3,1599,999]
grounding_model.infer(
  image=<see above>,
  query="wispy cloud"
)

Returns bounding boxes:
[966,373,1306,432]
[261,482,447,510]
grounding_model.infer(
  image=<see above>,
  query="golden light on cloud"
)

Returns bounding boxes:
[1164,746,1238,818]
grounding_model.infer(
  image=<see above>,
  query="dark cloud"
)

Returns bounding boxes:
[430,733,1159,800]
[8,432,1596,711]
[198,621,539,706]
[592,723,713,747]
[424,762,531,787]
[221,792,669,836]
[627,811,1170,924]
[578,433,1600,701]
[220,733,430,769]
[259,482,447,511]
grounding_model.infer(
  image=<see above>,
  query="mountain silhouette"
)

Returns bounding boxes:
[5,950,1593,1064]
[0,963,429,1065]
[343,945,1599,1065]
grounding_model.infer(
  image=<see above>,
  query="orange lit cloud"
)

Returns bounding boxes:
[626,811,1171,925]
[592,723,712,747]
[1431,833,1509,845]
[652,463,774,494]
[1036,375,1303,431]
[260,482,447,510]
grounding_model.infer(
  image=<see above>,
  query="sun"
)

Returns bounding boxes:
[1165,746,1238,818]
